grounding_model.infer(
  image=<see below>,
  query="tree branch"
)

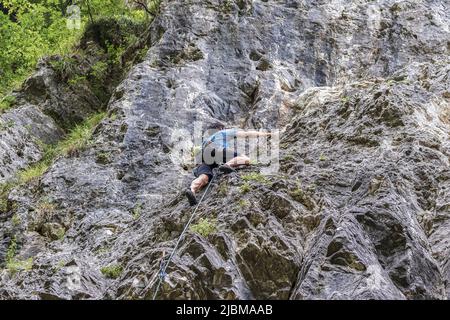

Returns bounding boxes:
[132,0,152,15]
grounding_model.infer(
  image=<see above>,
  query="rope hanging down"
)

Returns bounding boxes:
[152,172,218,300]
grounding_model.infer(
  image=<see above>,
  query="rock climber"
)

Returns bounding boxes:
[184,123,272,206]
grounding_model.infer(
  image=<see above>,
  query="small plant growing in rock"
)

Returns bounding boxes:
[290,186,305,200]
[90,61,108,80]
[95,247,110,256]
[256,58,272,71]
[289,179,304,199]
[282,154,295,162]
[6,236,33,274]
[289,180,317,211]
[58,260,66,269]
[58,112,106,157]
[222,0,234,13]
[109,112,118,121]
[101,264,123,279]
[19,162,50,184]
[387,79,395,86]
[190,218,217,237]
[53,260,67,272]
[36,200,56,217]
[96,151,111,164]
[237,199,249,208]
[239,181,252,194]
[217,182,229,196]
[0,182,13,213]
[319,154,327,161]
[0,120,15,131]
[241,172,269,184]
[132,203,142,220]
[7,258,34,274]
[56,227,66,240]
[6,236,17,263]
[68,75,87,87]
[0,95,16,113]
[341,96,350,103]
[11,214,21,226]
[0,197,8,214]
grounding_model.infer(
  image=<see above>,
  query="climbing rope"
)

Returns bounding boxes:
[152,171,218,300]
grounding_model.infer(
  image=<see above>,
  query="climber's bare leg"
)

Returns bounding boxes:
[186,173,210,206]
[225,155,250,168]
[190,174,210,194]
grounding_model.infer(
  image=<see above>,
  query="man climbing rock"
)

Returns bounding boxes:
[185,123,272,206]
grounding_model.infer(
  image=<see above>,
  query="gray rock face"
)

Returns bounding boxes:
[0,58,102,184]
[0,0,449,300]
[0,104,62,183]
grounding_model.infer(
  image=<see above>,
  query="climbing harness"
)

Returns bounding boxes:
[152,171,218,300]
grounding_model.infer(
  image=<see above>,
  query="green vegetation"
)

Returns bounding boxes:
[217,182,229,196]
[7,257,34,274]
[53,259,67,272]
[0,183,13,212]
[101,264,123,279]
[290,186,305,201]
[35,201,56,221]
[132,203,142,220]
[190,218,217,237]
[55,226,65,240]
[289,178,304,201]
[222,0,234,13]
[18,161,50,184]
[237,199,249,208]
[49,56,79,82]
[11,214,21,226]
[241,172,269,184]
[282,154,295,162]
[57,112,106,156]
[0,0,154,98]
[96,151,111,164]
[0,112,105,214]
[0,119,15,131]
[5,236,33,273]
[90,61,108,80]
[95,247,110,255]
[319,154,327,161]
[341,96,350,103]
[0,95,16,113]
[239,181,252,194]
[5,236,17,264]
[289,179,317,210]
[19,112,105,183]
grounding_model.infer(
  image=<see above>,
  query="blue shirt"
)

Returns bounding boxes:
[202,129,237,150]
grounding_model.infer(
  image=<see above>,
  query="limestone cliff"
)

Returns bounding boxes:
[0,0,449,300]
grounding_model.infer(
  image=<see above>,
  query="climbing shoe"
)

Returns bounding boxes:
[219,164,235,174]
[185,189,198,206]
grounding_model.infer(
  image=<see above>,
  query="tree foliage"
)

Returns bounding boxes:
[0,0,148,96]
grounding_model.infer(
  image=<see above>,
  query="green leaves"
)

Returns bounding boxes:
[0,0,151,97]
[100,264,123,279]
[190,218,218,237]
[0,6,72,96]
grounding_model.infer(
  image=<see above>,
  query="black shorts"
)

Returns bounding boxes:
[193,163,216,181]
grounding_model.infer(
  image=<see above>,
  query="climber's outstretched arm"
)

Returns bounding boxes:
[236,130,272,138]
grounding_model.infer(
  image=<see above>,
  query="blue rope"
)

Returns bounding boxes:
[152,172,217,300]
